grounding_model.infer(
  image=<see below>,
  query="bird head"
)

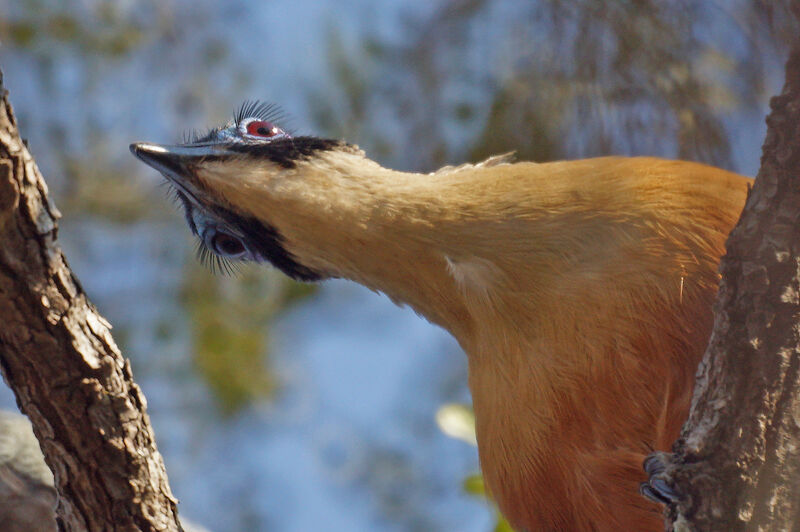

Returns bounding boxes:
[130,102,360,281]
[131,102,478,331]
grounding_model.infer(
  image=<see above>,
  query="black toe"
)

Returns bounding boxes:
[640,452,680,505]
[639,482,674,505]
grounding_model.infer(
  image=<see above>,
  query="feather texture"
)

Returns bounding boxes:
[188,150,749,531]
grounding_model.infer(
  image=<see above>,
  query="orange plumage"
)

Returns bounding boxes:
[133,130,750,531]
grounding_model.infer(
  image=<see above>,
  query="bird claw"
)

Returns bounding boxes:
[639,452,680,505]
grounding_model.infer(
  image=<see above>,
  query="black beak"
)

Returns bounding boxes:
[131,143,183,178]
[131,140,245,215]
[131,142,226,181]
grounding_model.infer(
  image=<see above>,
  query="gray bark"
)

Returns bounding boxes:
[0,72,183,531]
[664,21,800,532]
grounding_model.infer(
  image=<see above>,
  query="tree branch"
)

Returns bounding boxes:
[0,73,182,530]
[665,26,800,532]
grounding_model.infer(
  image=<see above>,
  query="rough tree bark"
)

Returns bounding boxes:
[0,73,183,530]
[664,20,800,532]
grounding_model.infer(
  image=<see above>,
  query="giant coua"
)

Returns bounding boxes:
[131,102,750,531]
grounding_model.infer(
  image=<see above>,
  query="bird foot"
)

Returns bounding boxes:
[639,451,680,505]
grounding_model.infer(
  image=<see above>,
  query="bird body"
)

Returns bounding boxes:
[132,109,750,531]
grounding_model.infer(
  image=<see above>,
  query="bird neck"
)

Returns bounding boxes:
[274,150,478,338]
[200,152,734,360]
[274,152,612,342]
[243,152,663,349]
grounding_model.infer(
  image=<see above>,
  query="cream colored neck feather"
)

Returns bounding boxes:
[198,148,745,360]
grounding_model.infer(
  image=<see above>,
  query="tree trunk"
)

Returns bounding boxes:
[664,22,800,532]
[0,73,183,531]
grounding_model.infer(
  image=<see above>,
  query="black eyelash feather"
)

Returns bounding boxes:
[195,240,240,276]
[180,101,292,144]
[161,183,198,234]
[160,181,181,207]
[181,129,198,144]
[233,100,288,128]
[161,183,237,276]
[182,127,222,144]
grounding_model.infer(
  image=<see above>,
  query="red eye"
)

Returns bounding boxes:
[245,120,280,137]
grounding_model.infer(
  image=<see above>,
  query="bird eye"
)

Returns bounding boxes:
[210,231,246,257]
[243,119,283,138]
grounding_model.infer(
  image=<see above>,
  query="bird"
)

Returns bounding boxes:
[131,101,750,531]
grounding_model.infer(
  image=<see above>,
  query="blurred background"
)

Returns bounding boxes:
[0,1,797,530]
